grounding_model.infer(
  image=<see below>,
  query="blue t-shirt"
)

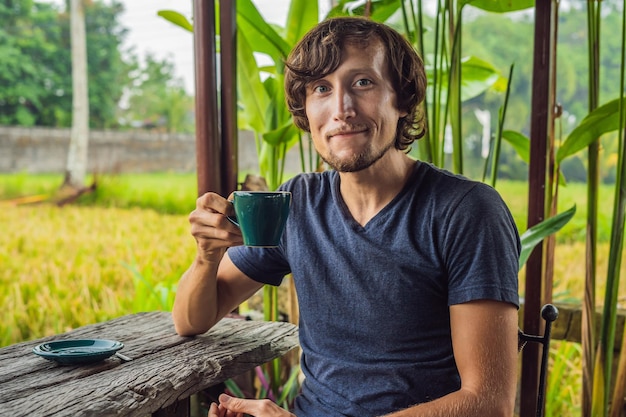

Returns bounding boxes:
[228,161,520,417]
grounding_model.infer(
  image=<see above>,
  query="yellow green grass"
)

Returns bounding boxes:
[0,203,195,345]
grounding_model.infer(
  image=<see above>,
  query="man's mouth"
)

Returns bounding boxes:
[327,125,368,139]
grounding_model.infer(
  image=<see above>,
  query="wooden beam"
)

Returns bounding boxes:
[520,2,558,416]
[193,0,221,197]
[220,0,238,194]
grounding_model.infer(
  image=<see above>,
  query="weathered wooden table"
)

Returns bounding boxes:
[0,311,299,417]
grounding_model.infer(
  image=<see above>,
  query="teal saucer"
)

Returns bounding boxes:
[33,339,124,365]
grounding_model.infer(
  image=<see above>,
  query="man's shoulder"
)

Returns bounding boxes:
[280,170,336,193]
[417,162,501,198]
[419,162,479,187]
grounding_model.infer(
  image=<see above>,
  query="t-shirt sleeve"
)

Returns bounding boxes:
[228,245,291,287]
[441,183,521,308]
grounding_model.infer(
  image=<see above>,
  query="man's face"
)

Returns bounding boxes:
[304,40,407,173]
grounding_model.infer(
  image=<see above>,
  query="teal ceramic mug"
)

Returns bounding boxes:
[228,191,291,247]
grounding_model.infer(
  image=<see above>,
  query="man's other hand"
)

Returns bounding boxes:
[208,394,296,417]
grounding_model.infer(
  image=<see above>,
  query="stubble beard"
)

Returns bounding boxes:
[321,138,396,173]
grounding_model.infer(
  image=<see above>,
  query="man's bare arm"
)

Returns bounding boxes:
[172,192,264,336]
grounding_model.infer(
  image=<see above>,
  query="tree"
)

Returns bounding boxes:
[120,53,194,133]
[0,0,66,125]
[0,0,131,129]
[82,0,133,129]
[63,0,89,189]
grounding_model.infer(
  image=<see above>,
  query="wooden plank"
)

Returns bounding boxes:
[0,312,299,417]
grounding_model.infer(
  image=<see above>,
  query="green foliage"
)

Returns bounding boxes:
[83,1,131,129]
[122,255,177,312]
[545,341,583,417]
[558,98,626,163]
[0,172,60,198]
[0,0,67,126]
[519,205,577,269]
[1,0,193,132]
[235,0,319,189]
[0,0,131,128]
[121,53,195,133]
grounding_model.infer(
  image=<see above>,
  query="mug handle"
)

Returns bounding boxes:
[226,200,239,227]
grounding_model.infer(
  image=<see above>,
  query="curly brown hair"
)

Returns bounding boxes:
[284,17,427,151]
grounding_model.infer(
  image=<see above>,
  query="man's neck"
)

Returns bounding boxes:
[338,152,417,226]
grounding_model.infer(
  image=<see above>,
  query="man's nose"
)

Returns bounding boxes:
[333,88,356,120]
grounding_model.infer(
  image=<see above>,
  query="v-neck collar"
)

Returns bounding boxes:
[331,161,421,230]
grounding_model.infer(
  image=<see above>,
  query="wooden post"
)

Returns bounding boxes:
[193,0,221,197]
[520,1,557,416]
[220,0,238,194]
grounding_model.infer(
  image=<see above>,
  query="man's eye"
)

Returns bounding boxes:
[355,79,372,87]
[314,85,329,93]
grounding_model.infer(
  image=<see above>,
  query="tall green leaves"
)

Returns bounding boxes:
[397,0,506,172]
[602,2,626,415]
[234,0,309,190]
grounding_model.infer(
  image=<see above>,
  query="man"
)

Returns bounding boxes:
[173,16,520,417]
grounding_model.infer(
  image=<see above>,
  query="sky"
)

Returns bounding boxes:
[58,0,332,93]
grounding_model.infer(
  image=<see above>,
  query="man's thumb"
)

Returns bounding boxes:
[218,393,234,405]
[218,393,249,411]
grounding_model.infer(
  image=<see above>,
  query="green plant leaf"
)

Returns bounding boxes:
[262,121,300,147]
[285,0,319,46]
[502,130,530,163]
[463,0,534,13]
[519,205,577,269]
[224,379,246,398]
[237,30,270,134]
[276,364,302,406]
[426,56,504,104]
[459,56,506,99]
[328,0,399,20]
[262,75,290,130]
[557,97,626,163]
[156,10,193,32]
[237,0,291,62]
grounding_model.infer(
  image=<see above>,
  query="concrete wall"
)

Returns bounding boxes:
[0,126,306,175]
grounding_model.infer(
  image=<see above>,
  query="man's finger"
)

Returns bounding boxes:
[218,394,291,417]
[207,402,222,417]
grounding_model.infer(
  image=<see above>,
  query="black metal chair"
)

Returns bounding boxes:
[518,303,559,417]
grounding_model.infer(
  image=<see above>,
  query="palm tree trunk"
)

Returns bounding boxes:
[64,0,89,190]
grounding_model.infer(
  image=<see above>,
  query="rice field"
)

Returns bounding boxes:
[0,203,195,345]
